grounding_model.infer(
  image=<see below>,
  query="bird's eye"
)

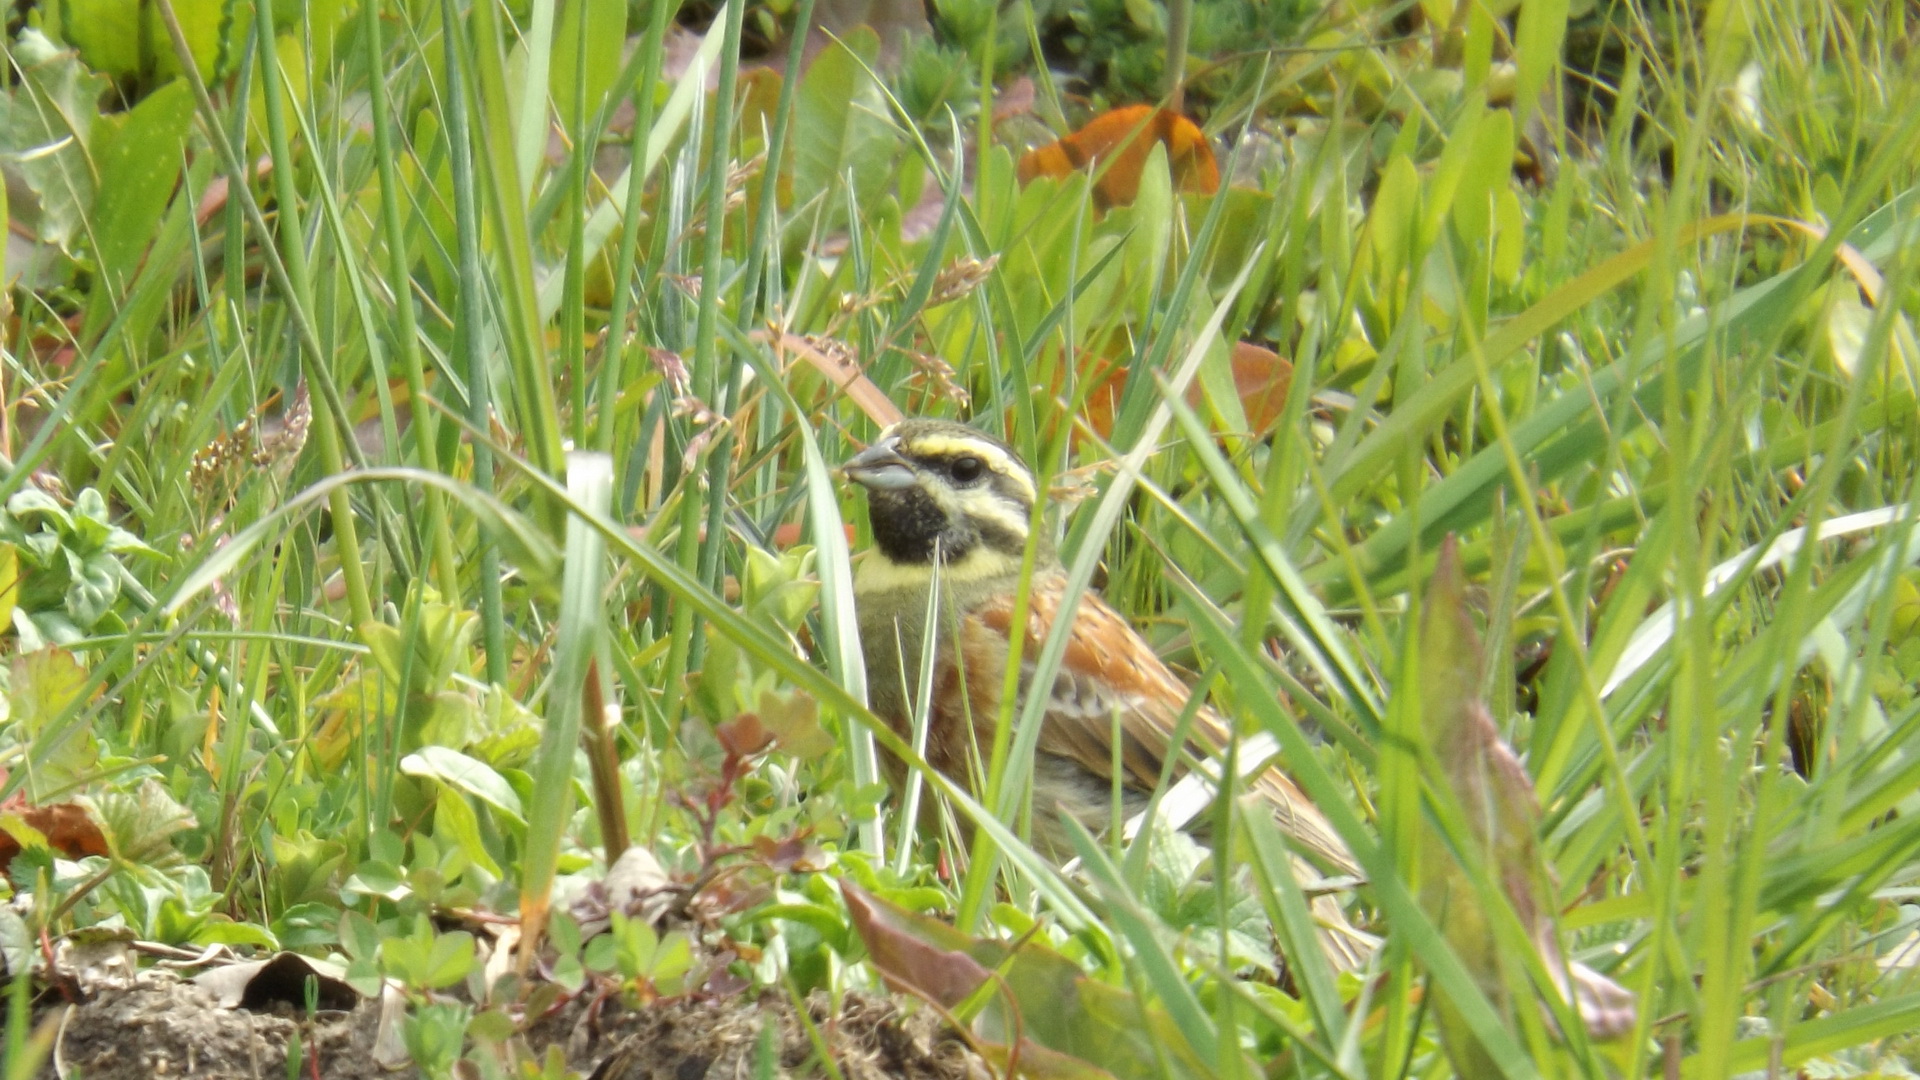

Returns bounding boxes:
[949,455,986,484]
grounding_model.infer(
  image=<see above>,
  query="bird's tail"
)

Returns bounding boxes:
[1305,874,1378,973]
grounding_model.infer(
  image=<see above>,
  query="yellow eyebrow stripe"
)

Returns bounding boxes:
[901,434,1037,505]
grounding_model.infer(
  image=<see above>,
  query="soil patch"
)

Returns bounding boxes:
[35,971,385,1080]
[35,972,982,1080]
[554,990,983,1080]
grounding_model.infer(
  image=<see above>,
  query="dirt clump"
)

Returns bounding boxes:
[35,969,982,1080]
[547,990,985,1080]
[34,969,384,1080]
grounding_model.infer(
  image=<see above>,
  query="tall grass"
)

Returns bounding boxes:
[8,0,1920,1075]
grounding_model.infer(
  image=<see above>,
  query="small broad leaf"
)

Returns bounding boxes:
[1827,286,1873,378]
[0,31,105,252]
[90,780,194,868]
[308,672,396,770]
[68,489,112,549]
[429,784,501,878]
[1369,154,1420,282]
[757,689,833,759]
[10,648,99,792]
[339,911,382,963]
[342,861,410,903]
[1891,573,1920,642]
[687,633,742,724]
[64,550,121,630]
[0,908,33,976]
[6,489,70,535]
[382,927,476,991]
[402,746,525,823]
[416,690,480,751]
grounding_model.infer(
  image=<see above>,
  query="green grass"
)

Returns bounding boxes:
[3,0,1920,1076]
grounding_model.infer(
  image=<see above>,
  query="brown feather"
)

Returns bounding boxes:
[962,573,1361,879]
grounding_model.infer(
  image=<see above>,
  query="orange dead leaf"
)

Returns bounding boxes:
[771,521,857,549]
[0,801,110,874]
[1018,105,1220,210]
[1224,340,1294,433]
[1072,340,1294,442]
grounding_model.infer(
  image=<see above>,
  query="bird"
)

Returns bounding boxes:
[843,417,1370,967]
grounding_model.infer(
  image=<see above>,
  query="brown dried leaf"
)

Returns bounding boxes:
[767,331,903,426]
[750,834,826,873]
[715,713,774,759]
[843,880,994,1008]
[0,800,109,873]
[1072,340,1291,443]
[842,881,1213,1080]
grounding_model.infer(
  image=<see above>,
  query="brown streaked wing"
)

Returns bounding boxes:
[968,575,1360,878]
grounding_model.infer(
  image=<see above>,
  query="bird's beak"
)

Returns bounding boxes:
[842,441,919,491]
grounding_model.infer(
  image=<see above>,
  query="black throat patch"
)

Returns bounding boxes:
[866,486,974,565]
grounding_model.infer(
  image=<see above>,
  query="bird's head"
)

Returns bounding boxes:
[843,419,1040,583]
